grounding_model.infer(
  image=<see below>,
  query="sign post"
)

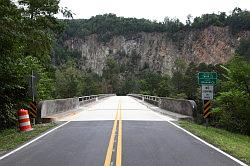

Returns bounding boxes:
[198,72,217,126]
[31,70,36,102]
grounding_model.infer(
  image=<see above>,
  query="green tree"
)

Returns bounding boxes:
[55,60,83,98]
[183,62,198,99]
[171,58,186,96]
[157,74,171,97]
[164,17,184,34]
[102,58,120,93]
[214,57,250,134]
[83,72,102,96]
[185,14,193,27]
[18,0,59,19]
[0,0,65,130]
[138,71,162,95]
[235,38,250,61]
[119,76,139,95]
[227,8,250,33]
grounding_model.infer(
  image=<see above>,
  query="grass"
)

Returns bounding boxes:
[179,120,250,164]
[0,123,56,155]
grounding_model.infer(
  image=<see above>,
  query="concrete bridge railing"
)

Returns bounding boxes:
[127,94,196,117]
[38,94,116,119]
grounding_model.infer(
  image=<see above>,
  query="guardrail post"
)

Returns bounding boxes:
[158,98,162,107]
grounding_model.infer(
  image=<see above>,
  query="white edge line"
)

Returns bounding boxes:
[0,121,71,161]
[0,97,110,160]
[167,121,248,166]
[150,109,248,166]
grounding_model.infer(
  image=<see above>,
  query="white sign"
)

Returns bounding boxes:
[202,85,213,100]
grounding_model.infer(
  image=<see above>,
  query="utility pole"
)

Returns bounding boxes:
[31,70,35,102]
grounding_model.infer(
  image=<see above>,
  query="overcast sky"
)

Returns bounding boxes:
[57,0,250,22]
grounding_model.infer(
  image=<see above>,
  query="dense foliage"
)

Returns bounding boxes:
[0,0,69,130]
[60,14,166,42]
[212,54,250,134]
[59,8,250,44]
[54,60,102,98]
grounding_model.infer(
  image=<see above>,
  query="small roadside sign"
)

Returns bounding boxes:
[198,72,217,85]
[202,85,213,100]
[28,101,37,118]
[203,100,212,118]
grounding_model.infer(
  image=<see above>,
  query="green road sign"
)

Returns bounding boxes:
[198,78,217,85]
[198,72,217,85]
[198,72,217,79]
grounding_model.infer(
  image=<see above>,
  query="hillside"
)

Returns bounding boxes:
[58,26,248,75]
[54,10,250,75]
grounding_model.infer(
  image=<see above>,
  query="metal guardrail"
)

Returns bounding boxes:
[127,94,161,102]
[143,95,161,102]
[79,94,116,102]
[98,94,116,99]
[79,95,98,101]
[127,94,196,117]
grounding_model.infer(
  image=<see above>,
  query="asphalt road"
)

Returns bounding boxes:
[0,96,246,166]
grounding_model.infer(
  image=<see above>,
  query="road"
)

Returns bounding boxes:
[0,96,245,166]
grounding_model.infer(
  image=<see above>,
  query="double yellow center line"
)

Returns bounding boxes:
[104,101,122,166]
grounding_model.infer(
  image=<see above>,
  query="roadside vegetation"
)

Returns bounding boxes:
[179,121,250,164]
[0,123,56,155]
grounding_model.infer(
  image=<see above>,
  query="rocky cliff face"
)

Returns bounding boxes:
[63,26,249,75]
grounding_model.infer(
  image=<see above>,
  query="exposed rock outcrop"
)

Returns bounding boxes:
[63,26,249,75]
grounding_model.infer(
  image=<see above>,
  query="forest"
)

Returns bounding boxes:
[0,0,249,135]
[59,7,250,43]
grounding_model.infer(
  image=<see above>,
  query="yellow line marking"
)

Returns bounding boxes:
[116,102,122,166]
[104,102,120,166]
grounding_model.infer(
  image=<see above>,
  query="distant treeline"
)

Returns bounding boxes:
[60,7,250,42]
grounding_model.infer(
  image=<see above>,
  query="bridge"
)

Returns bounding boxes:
[0,96,245,166]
